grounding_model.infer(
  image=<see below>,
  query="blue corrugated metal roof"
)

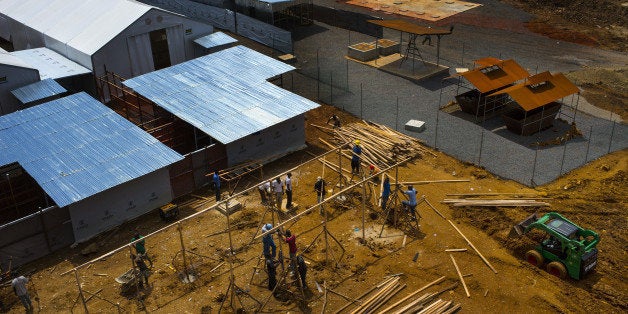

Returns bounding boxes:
[10,48,91,80]
[11,78,67,104]
[123,45,319,144]
[194,32,237,49]
[0,92,183,208]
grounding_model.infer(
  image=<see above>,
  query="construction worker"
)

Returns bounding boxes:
[212,170,221,201]
[133,254,150,287]
[296,254,307,288]
[402,185,418,221]
[381,176,391,212]
[272,177,284,209]
[280,229,298,272]
[262,223,276,259]
[266,257,278,291]
[11,275,32,311]
[258,181,271,205]
[131,233,153,268]
[314,177,327,215]
[327,114,341,128]
[351,140,362,175]
[285,173,293,209]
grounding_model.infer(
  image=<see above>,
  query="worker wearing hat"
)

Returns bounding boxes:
[351,140,362,175]
[262,223,276,259]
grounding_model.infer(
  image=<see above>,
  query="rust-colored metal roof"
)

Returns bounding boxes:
[367,20,452,35]
[490,71,579,111]
[458,59,530,93]
[474,57,502,68]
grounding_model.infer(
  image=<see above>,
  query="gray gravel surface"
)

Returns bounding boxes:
[285,0,627,186]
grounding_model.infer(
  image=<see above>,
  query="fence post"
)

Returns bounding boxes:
[584,126,593,163]
[559,140,568,175]
[395,97,399,131]
[478,129,485,166]
[608,120,616,154]
[530,136,540,187]
[360,83,363,119]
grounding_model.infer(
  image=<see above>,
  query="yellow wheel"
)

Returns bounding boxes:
[525,250,544,267]
[547,261,567,279]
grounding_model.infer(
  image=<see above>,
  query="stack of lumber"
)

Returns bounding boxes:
[313,120,432,168]
[348,276,406,314]
[442,198,550,207]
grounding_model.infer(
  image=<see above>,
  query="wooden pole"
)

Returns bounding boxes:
[445,249,467,252]
[450,254,470,297]
[74,269,89,313]
[423,197,446,219]
[378,275,445,314]
[398,180,470,185]
[361,180,366,242]
[448,220,497,274]
[177,222,189,280]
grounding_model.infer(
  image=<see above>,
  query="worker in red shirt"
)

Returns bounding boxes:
[280,229,298,273]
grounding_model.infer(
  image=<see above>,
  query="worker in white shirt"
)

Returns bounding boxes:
[259,181,271,205]
[272,177,284,209]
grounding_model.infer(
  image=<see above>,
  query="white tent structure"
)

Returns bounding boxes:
[0,0,214,79]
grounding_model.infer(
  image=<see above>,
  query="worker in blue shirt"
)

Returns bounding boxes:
[262,223,276,259]
[402,185,418,221]
[351,140,362,175]
[381,176,391,211]
[212,170,221,201]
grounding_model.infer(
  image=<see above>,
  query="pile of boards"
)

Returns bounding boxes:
[442,193,550,207]
[314,121,432,169]
[336,275,461,314]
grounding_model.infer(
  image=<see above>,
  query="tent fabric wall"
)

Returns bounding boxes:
[166,25,186,66]
[68,168,173,243]
[226,114,305,165]
[0,206,74,268]
[127,33,155,77]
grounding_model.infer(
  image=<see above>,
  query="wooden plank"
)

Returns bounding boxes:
[447,220,498,274]
[450,254,470,297]
[378,276,445,314]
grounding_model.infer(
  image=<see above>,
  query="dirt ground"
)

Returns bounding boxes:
[1,1,626,313]
[1,104,625,313]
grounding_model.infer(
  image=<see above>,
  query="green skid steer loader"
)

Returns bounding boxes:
[510,212,599,280]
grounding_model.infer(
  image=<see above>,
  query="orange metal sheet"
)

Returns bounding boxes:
[368,20,452,35]
[460,59,529,93]
[489,72,579,111]
[474,57,502,67]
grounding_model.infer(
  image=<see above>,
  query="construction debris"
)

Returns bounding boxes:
[450,254,470,298]
[448,220,498,274]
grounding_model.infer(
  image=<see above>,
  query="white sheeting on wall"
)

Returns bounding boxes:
[127,33,155,77]
[165,25,185,66]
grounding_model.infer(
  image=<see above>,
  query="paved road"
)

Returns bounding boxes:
[287,0,627,186]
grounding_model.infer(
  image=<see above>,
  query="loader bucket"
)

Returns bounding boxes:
[509,213,538,237]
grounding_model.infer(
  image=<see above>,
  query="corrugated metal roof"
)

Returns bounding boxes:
[123,45,319,144]
[489,72,580,111]
[11,79,66,104]
[0,92,183,208]
[258,0,294,4]
[10,48,91,80]
[194,32,238,49]
[0,0,153,56]
[459,59,530,93]
[0,49,36,70]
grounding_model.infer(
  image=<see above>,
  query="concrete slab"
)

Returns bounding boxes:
[405,119,426,132]
[216,199,243,215]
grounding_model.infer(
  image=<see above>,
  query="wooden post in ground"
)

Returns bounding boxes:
[177,222,190,281]
[74,269,89,313]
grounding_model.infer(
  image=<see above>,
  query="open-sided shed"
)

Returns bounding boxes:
[453,58,530,117]
[0,0,214,79]
[490,71,580,135]
[0,92,183,266]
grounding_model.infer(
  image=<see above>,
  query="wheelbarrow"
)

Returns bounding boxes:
[115,268,141,293]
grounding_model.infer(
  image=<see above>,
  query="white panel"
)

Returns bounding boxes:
[68,169,172,243]
[126,33,155,77]
[166,25,186,65]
